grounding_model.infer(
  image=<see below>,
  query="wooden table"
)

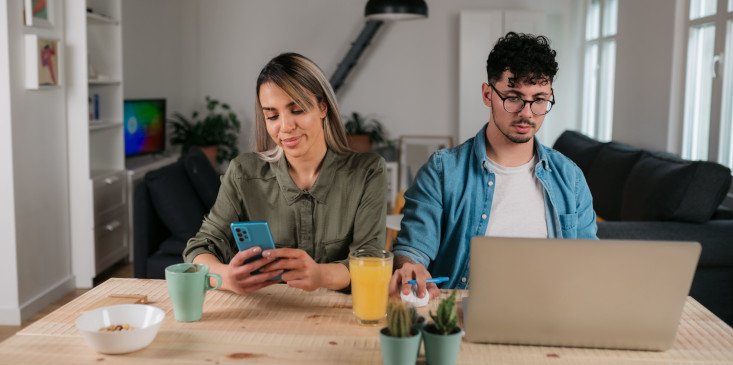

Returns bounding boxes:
[0,278,732,364]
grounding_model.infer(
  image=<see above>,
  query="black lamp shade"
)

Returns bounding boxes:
[365,0,428,20]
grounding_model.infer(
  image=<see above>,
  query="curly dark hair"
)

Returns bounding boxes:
[486,32,558,87]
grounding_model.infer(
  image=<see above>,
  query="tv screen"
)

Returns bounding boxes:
[124,99,166,157]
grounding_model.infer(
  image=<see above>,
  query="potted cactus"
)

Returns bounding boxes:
[409,304,426,332]
[422,292,463,365]
[379,300,422,365]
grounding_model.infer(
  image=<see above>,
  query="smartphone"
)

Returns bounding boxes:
[230,221,280,280]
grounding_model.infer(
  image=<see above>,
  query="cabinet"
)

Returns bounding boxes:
[66,0,127,288]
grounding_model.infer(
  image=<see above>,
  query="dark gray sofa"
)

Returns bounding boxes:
[133,147,221,279]
[553,130,733,325]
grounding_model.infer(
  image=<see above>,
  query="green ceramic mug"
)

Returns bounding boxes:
[165,263,222,322]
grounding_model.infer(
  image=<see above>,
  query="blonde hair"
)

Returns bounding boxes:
[254,53,350,162]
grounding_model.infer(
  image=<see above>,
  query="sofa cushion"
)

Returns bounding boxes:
[157,237,188,256]
[183,147,221,209]
[552,130,606,177]
[145,162,207,241]
[587,142,642,220]
[621,152,732,223]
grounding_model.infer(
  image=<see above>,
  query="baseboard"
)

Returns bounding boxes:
[0,306,21,326]
[1,275,77,325]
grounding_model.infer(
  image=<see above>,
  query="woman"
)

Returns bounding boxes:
[183,53,387,294]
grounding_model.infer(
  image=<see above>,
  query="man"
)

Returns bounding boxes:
[389,32,597,299]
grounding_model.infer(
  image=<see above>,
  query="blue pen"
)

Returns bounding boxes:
[406,277,449,285]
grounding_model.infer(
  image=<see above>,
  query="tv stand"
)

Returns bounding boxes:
[126,153,179,261]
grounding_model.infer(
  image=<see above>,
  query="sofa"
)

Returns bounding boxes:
[133,147,221,279]
[553,130,733,325]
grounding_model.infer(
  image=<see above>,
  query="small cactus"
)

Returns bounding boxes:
[386,300,413,337]
[429,291,458,335]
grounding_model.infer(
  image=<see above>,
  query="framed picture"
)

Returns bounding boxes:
[385,161,398,210]
[24,0,54,28]
[24,35,60,89]
[399,135,453,191]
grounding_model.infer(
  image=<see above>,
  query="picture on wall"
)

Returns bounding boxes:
[23,0,53,28]
[399,135,453,191]
[24,35,60,89]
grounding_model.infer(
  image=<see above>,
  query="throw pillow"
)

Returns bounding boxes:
[587,142,642,220]
[146,162,207,241]
[621,152,732,223]
[183,147,222,209]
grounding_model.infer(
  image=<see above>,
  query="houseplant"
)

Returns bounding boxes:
[379,299,422,365]
[169,96,241,167]
[422,291,463,365]
[344,112,385,152]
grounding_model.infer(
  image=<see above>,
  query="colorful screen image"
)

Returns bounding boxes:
[124,99,166,157]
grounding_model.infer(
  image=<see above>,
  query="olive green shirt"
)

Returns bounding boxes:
[183,149,387,267]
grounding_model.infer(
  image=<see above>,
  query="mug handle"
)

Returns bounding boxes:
[206,273,223,290]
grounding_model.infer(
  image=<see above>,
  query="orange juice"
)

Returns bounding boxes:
[349,252,393,325]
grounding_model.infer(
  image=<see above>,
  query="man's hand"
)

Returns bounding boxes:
[389,257,440,299]
[260,248,326,291]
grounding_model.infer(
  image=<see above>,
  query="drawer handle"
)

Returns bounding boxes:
[105,221,121,232]
[104,176,119,185]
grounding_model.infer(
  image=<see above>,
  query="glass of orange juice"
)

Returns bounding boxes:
[349,248,393,325]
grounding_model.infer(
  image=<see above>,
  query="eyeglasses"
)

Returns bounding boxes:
[489,83,555,116]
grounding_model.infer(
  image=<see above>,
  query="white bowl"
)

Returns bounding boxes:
[75,304,165,354]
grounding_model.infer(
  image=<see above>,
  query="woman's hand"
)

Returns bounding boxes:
[388,260,440,299]
[194,247,283,295]
[260,248,342,291]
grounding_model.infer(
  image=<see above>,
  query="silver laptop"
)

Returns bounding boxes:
[463,237,701,351]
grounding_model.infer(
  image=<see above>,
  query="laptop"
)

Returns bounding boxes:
[463,237,701,351]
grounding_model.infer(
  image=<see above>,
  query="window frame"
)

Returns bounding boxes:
[580,0,618,142]
[680,0,733,206]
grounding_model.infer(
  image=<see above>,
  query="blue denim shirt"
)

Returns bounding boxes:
[392,125,597,289]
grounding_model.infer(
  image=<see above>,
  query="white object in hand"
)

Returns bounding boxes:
[400,286,430,307]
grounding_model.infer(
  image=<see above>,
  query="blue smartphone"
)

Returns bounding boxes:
[230,221,281,282]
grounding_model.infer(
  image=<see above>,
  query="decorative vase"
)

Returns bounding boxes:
[379,328,421,365]
[198,145,219,170]
[347,134,372,152]
[422,325,463,365]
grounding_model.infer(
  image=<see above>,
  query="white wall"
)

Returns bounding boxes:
[0,0,21,325]
[122,0,199,133]
[612,0,677,151]
[123,0,580,153]
[0,0,75,324]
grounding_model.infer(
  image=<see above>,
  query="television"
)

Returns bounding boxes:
[124,98,166,157]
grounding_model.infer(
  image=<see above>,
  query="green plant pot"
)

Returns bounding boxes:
[422,325,463,365]
[379,327,421,365]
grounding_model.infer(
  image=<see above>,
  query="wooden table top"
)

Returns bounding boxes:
[0,278,732,364]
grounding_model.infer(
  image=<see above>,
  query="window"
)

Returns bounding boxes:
[581,0,618,141]
[682,0,733,170]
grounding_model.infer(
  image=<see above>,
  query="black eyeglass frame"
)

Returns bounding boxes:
[489,83,556,116]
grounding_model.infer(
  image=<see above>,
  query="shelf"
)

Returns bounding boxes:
[86,12,119,25]
[90,168,122,180]
[89,120,123,132]
[88,79,121,85]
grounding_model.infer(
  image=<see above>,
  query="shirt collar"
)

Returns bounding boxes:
[474,123,550,172]
[272,149,336,205]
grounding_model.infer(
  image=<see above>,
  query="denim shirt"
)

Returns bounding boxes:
[392,125,597,289]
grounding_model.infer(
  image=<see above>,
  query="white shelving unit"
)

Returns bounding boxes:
[66,0,128,288]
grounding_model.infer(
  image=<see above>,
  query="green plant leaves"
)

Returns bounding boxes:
[168,96,241,163]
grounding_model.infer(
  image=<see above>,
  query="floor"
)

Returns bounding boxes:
[0,261,133,343]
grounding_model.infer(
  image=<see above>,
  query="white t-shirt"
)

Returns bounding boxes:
[484,156,548,238]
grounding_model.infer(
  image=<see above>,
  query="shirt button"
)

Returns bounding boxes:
[488,181,494,187]
[461,277,467,283]
[481,214,487,220]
